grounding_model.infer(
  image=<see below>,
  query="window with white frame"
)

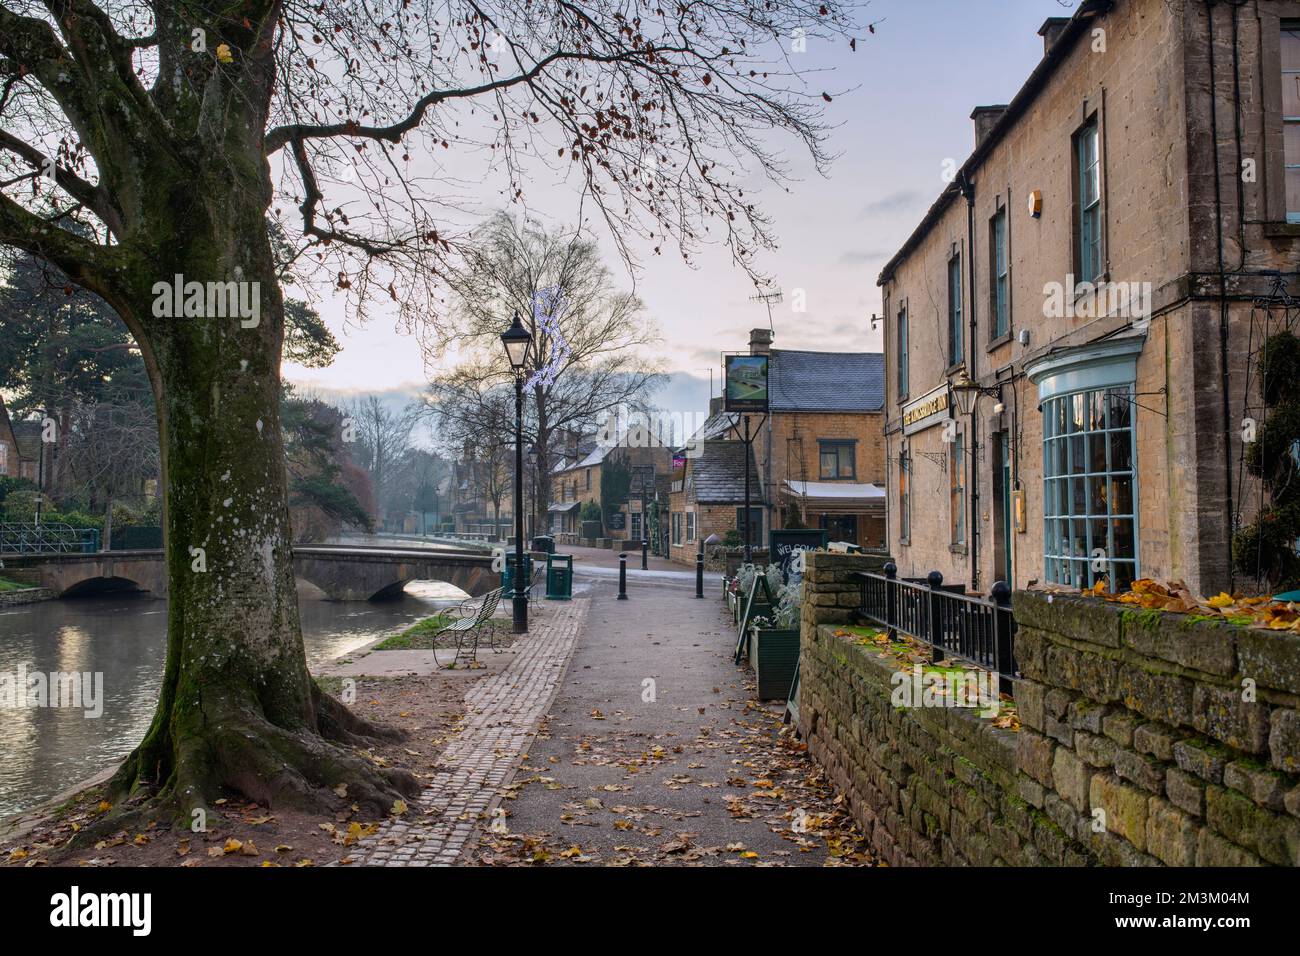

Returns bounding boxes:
[686,511,696,542]
[1075,116,1102,283]
[1283,23,1300,222]
[672,512,683,546]
[991,206,1008,338]
[1042,386,1137,591]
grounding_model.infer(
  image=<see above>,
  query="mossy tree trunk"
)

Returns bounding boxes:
[0,5,416,819]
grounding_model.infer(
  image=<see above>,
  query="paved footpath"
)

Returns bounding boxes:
[351,599,589,866]
[465,566,870,866]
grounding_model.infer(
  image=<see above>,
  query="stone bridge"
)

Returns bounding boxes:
[1,545,496,601]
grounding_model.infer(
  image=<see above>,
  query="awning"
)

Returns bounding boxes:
[783,480,886,514]
[548,501,581,513]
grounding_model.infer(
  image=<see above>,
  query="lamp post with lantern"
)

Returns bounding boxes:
[500,312,534,633]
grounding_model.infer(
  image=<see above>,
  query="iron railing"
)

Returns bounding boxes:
[852,563,1017,696]
[0,522,100,555]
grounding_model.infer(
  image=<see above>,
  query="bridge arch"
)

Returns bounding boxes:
[60,575,147,598]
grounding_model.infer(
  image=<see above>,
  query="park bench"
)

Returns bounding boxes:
[435,586,505,669]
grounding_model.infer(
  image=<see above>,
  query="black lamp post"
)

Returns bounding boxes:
[949,371,1003,591]
[501,311,533,633]
[526,444,538,540]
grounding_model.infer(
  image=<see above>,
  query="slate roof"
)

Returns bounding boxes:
[11,420,42,463]
[768,349,884,413]
[689,440,764,504]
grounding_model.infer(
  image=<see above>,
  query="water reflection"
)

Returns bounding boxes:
[0,581,462,818]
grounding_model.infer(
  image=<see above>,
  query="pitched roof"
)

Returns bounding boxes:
[768,349,885,413]
[689,440,764,504]
[11,419,42,462]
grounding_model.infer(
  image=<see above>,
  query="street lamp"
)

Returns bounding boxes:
[948,370,1000,418]
[501,312,533,633]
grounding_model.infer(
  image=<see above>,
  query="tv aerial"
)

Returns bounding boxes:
[749,287,782,331]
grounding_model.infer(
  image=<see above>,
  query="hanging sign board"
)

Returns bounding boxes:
[724,354,770,412]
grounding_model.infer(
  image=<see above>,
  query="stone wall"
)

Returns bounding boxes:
[797,552,1300,866]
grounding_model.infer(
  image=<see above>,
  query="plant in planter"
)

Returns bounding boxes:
[747,579,802,700]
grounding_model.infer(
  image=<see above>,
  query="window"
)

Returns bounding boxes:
[1042,386,1137,591]
[630,511,642,540]
[949,432,966,547]
[672,512,683,546]
[0,441,7,473]
[1075,117,1102,283]
[735,507,763,547]
[686,511,696,542]
[898,445,911,544]
[947,253,964,366]
[586,468,591,490]
[1283,24,1300,222]
[990,206,1009,339]
[897,304,909,398]
[819,440,856,479]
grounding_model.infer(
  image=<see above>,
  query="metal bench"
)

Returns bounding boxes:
[435,587,505,669]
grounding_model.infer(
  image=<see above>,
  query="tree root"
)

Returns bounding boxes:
[97,687,421,840]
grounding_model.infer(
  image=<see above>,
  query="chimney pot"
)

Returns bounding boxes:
[971,105,1009,149]
[1038,17,1070,55]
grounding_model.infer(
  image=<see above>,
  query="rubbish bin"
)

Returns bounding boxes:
[502,552,533,595]
[545,553,573,601]
[532,534,555,554]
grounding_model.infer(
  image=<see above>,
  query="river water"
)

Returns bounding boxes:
[0,569,467,819]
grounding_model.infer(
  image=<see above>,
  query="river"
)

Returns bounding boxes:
[0,574,467,820]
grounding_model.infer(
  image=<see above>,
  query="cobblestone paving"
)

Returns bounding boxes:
[351,599,589,866]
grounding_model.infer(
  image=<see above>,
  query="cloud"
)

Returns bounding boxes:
[839,249,892,266]
[858,189,925,220]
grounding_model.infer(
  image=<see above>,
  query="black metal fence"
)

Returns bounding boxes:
[851,563,1017,696]
[0,522,99,555]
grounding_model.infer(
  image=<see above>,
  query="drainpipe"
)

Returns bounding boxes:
[958,169,981,590]
[1205,0,1236,591]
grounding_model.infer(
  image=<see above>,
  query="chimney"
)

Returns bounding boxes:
[971,105,1008,149]
[1038,17,1070,55]
[709,395,725,416]
[749,328,773,356]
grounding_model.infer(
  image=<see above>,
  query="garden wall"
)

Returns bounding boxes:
[797,553,1300,866]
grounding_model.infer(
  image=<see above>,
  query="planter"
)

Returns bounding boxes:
[748,626,800,700]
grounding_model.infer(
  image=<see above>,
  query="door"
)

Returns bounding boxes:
[995,431,1013,586]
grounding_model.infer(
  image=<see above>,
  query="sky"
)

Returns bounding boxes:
[284,0,1073,419]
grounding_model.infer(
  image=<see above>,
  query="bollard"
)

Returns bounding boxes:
[926,570,945,663]
[641,538,648,570]
[695,548,704,599]
[618,553,629,600]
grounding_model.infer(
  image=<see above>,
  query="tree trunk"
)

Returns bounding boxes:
[108,158,416,821]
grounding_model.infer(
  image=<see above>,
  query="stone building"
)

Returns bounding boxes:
[0,396,23,481]
[667,329,886,564]
[877,0,1293,596]
[548,436,672,543]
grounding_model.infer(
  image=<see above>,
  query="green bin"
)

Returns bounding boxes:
[545,553,573,600]
[502,552,533,595]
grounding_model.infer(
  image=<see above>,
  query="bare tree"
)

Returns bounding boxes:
[428,378,513,538]
[432,212,665,517]
[0,0,864,820]
[344,395,418,525]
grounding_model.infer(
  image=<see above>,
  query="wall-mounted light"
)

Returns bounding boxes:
[1027,190,1043,219]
